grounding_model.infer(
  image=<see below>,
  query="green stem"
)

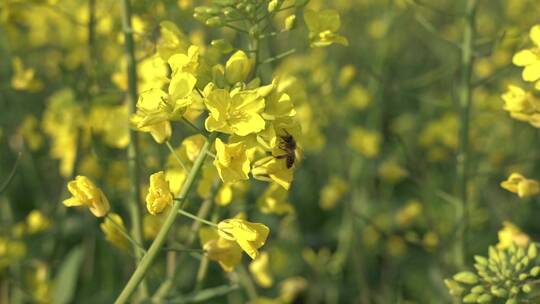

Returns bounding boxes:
[455,0,478,269]
[114,133,217,304]
[261,48,296,65]
[120,0,147,298]
[177,208,218,227]
[165,140,189,171]
[151,179,219,302]
[105,213,147,254]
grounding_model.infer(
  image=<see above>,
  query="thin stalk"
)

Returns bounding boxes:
[120,0,147,298]
[114,133,217,304]
[166,140,189,171]
[106,213,147,254]
[455,0,478,269]
[151,179,219,302]
[177,208,218,227]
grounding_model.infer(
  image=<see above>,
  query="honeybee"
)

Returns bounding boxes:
[275,130,297,169]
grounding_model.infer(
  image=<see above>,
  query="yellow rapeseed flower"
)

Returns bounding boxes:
[500,173,540,198]
[204,87,266,136]
[214,138,251,184]
[304,9,348,48]
[217,218,270,259]
[146,171,174,215]
[199,227,242,272]
[225,50,252,84]
[512,25,540,90]
[252,156,294,190]
[26,210,51,234]
[347,127,381,158]
[249,251,274,288]
[100,213,129,250]
[497,221,530,249]
[63,176,110,217]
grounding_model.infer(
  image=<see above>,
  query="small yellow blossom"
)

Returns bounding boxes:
[347,127,381,158]
[252,156,293,190]
[19,115,44,151]
[395,199,422,228]
[249,251,273,288]
[378,159,408,183]
[200,227,242,272]
[63,176,110,217]
[501,85,540,127]
[319,176,348,210]
[214,138,251,184]
[146,171,174,215]
[258,183,294,215]
[512,25,540,89]
[304,9,348,48]
[100,213,129,250]
[217,218,270,259]
[500,173,540,198]
[497,221,530,249]
[11,57,43,91]
[204,87,266,136]
[279,277,307,303]
[26,210,51,234]
[157,21,189,61]
[169,45,200,76]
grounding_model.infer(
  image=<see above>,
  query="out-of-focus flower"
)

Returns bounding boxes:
[143,214,164,240]
[204,87,266,136]
[146,171,173,215]
[279,276,307,303]
[395,199,422,228]
[18,115,44,151]
[319,176,348,210]
[304,9,348,47]
[501,85,540,127]
[512,25,540,89]
[497,221,530,249]
[249,251,273,288]
[100,213,129,250]
[378,159,408,183]
[0,237,26,270]
[63,175,110,217]
[26,210,51,234]
[214,138,251,184]
[258,183,294,215]
[347,127,381,158]
[200,227,242,272]
[218,218,270,259]
[157,21,189,61]
[500,173,540,198]
[11,57,43,91]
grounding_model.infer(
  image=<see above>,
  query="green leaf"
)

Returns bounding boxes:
[52,246,84,304]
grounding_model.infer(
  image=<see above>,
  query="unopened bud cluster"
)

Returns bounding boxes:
[445,243,540,303]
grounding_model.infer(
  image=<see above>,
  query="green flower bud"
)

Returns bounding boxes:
[491,286,508,298]
[530,266,540,276]
[462,293,477,303]
[474,255,488,266]
[211,39,233,53]
[510,286,519,295]
[528,244,537,259]
[471,285,484,293]
[519,273,529,281]
[205,16,224,27]
[193,12,210,23]
[522,284,532,293]
[453,271,478,285]
[444,279,465,297]
[506,299,517,304]
[477,294,492,303]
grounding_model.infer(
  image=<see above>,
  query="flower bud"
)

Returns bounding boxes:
[225,50,251,84]
[284,14,296,31]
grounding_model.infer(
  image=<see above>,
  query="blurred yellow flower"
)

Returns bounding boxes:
[169,45,200,76]
[157,21,189,61]
[204,87,266,136]
[218,218,270,259]
[100,213,129,250]
[319,176,348,210]
[347,127,381,158]
[11,57,43,91]
[279,276,307,303]
[19,115,44,151]
[146,171,174,215]
[497,221,530,249]
[512,25,540,89]
[501,85,540,127]
[258,183,294,215]
[378,159,408,183]
[249,251,273,288]
[26,210,51,234]
[304,9,348,47]
[63,175,110,217]
[395,199,422,228]
[500,173,540,198]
